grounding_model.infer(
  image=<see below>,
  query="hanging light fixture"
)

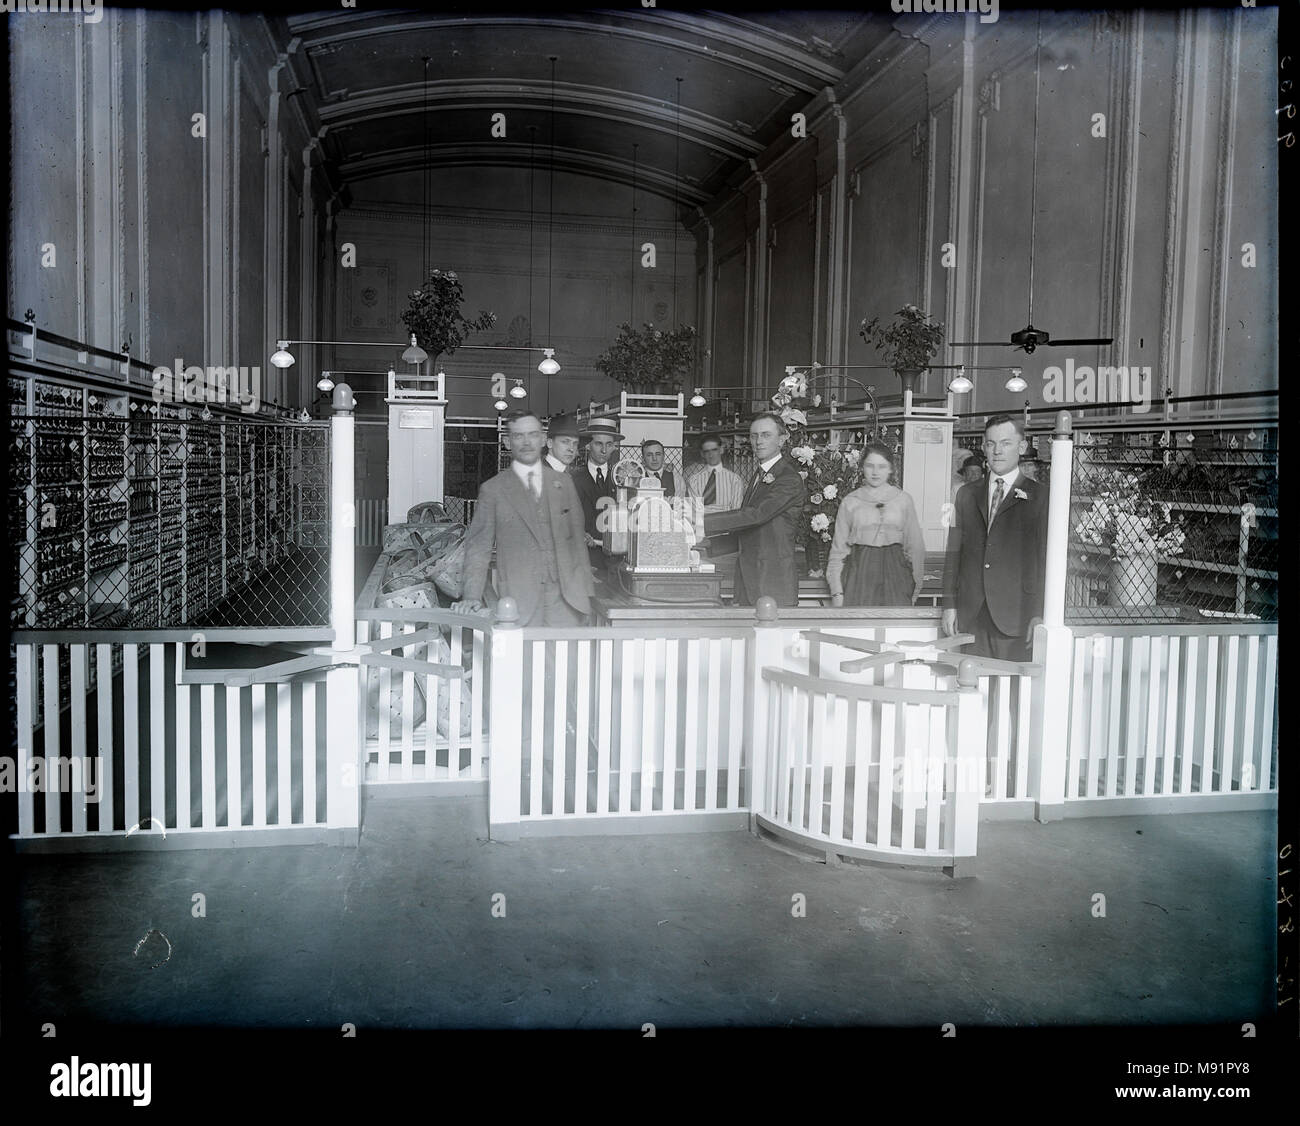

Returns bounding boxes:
[537,347,560,375]
[317,371,335,393]
[538,55,560,377]
[948,365,972,394]
[494,398,508,412]
[689,388,706,408]
[271,341,295,368]
[1005,367,1027,393]
[509,377,528,399]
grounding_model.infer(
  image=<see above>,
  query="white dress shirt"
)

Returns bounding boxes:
[586,460,610,485]
[544,453,567,473]
[987,466,1021,519]
[512,458,543,498]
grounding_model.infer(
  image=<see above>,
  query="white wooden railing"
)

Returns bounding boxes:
[1060,624,1278,807]
[488,624,753,836]
[754,661,984,875]
[10,636,358,847]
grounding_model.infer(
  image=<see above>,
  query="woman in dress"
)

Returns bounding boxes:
[827,443,927,607]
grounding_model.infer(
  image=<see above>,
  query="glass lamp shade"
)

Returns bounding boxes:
[1005,369,1027,393]
[947,368,973,394]
[689,389,707,407]
[271,345,295,368]
[317,374,335,392]
[402,334,429,365]
[509,381,528,399]
[494,399,508,411]
[537,348,561,375]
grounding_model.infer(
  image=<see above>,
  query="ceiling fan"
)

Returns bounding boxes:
[948,16,1112,358]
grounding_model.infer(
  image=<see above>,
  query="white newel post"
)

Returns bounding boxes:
[1029,411,1074,821]
[747,598,783,825]
[488,598,524,840]
[326,384,360,836]
[947,659,984,878]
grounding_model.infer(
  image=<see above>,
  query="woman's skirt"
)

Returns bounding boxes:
[842,542,914,606]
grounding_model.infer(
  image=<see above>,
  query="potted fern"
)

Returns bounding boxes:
[401,269,496,365]
[859,304,945,396]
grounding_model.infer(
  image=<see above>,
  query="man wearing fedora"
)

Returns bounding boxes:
[545,413,581,473]
[572,416,621,573]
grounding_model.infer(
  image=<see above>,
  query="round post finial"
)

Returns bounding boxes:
[754,595,779,623]
[332,383,355,414]
[957,658,980,688]
[495,596,519,625]
[1053,410,1073,437]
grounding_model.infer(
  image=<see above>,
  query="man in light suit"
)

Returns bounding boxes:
[941,414,1048,661]
[701,412,808,607]
[453,410,594,626]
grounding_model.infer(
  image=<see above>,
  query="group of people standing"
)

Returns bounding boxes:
[453,406,1047,661]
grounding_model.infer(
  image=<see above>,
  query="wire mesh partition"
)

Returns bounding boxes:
[1066,426,1277,623]
[10,410,332,632]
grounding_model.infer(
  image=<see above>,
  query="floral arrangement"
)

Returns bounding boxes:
[1075,467,1187,558]
[771,372,902,574]
[595,322,699,392]
[401,269,496,361]
[858,304,945,371]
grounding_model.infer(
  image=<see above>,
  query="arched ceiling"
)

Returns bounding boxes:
[274,8,894,209]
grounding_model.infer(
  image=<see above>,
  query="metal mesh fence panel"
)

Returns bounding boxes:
[10,412,332,631]
[1067,426,1277,623]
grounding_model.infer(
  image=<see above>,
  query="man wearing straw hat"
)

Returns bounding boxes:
[572,416,622,573]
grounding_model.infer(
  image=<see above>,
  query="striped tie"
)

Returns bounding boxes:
[702,469,717,506]
[988,476,1005,529]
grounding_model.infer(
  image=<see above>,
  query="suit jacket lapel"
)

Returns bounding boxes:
[975,476,990,528]
[991,473,1034,522]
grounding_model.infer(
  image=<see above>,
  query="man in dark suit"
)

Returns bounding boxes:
[453,410,594,626]
[701,412,808,607]
[637,439,677,497]
[941,414,1048,661]
[571,416,621,573]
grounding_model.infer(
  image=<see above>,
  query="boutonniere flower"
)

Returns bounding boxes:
[762,472,776,485]
[1013,487,1029,501]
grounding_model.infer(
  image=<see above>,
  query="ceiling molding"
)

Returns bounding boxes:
[317,79,763,163]
[337,143,712,207]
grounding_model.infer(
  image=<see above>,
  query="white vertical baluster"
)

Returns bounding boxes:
[16,646,34,837]
[1200,637,1218,794]
[1219,636,1238,795]
[1260,633,1277,791]
[553,640,570,816]
[1142,637,1164,796]
[228,684,243,828]
[704,640,722,811]
[851,699,870,845]
[662,640,679,813]
[639,639,659,813]
[121,644,138,835]
[1124,637,1148,798]
[277,683,292,825]
[1067,637,1087,800]
[529,641,546,817]
[97,644,114,833]
[683,639,700,812]
[828,693,848,843]
[200,684,216,828]
[251,682,267,829]
[148,645,165,831]
[471,627,485,779]
[876,696,896,848]
[399,623,415,780]
[1086,639,1105,799]
[301,680,317,823]
[993,676,1011,801]
[376,620,393,782]
[174,645,190,831]
[1105,637,1124,798]
[449,627,465,775]
[1161,637,1181,794]
[574,640,591,814]
[1015,675,1031,801]
[71,644,87,835]
[596,639,613,813]
[727,637,745,810]
[1179,636,1199,794]
[808,684,827,835]
[924,691,946,852]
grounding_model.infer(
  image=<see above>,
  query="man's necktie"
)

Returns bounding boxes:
[702,469,717,506]
[988,476,1005,529]
[596,467,606,490]
[529,468,540,499]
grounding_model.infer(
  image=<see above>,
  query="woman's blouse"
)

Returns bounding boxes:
[825,485,927,597]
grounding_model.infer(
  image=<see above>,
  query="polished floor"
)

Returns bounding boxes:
[6,798,1275,1030]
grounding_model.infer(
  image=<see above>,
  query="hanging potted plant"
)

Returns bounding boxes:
[858,304,945,396]
[595,322,698,394]
[401,269,497,366]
